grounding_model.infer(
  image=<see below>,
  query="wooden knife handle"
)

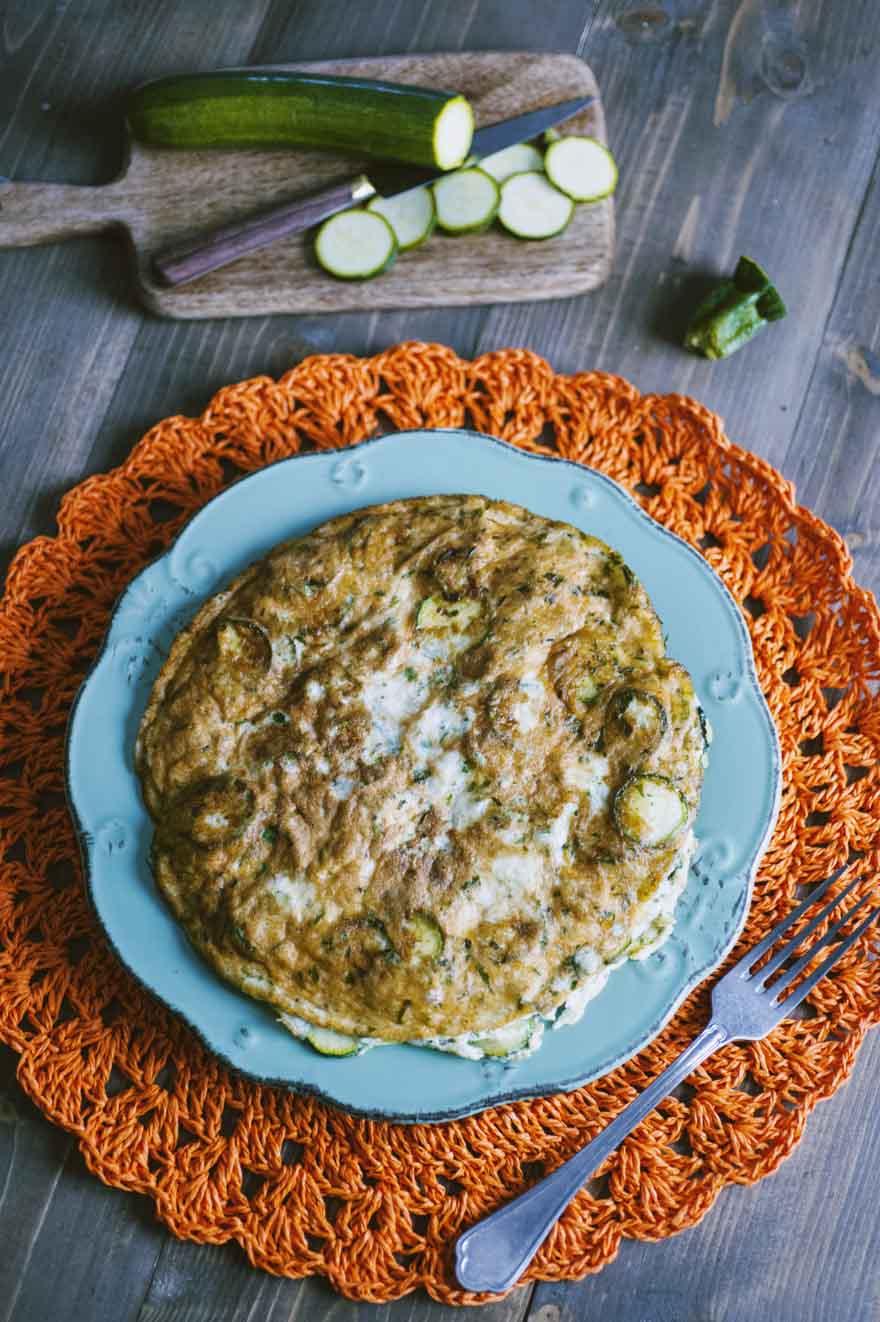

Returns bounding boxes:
[151,175,374,287]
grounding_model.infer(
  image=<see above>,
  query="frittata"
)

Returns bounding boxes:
[136,495,708,1059]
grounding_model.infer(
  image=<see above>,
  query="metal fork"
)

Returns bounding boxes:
[455,863,880,1294]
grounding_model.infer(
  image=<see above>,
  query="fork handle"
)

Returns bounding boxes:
[455,1020,729,1294]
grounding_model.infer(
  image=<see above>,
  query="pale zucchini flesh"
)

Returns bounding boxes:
[416,595,482,631]
[577,674,599,705]
[613,773,688,848]
[410,912,444,960]
[366,186,435,251]
[305,1026,362,1057]
[480,141,544,182]
[544,136,618,202]
[605,688,668,755]
[473,1016,538,1058]
[497,171,574,240]
[432,166,500,234]
[433,97,476,171]
[314,210,398,280]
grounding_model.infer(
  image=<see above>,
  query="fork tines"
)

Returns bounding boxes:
[733,862,880,1011]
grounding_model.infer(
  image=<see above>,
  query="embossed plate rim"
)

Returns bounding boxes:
[65,429,782,1122]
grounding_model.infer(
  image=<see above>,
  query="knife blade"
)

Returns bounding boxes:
[152,95,594,287]
[365,96,594,198]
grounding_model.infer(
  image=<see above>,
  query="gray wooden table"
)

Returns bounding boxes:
[2,3,879,1320]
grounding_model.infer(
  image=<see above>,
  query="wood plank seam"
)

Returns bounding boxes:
[785,141,880,458]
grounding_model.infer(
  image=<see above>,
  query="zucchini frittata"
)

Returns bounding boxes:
[136,496,708,1059]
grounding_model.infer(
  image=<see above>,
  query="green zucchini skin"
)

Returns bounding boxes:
[314,210,398,281]
[497,170,574,240]
[604,688,668,757]
[432,167,500,234]
[366,187,436,251]
[472,1016,538,1058]
[126,70,474,169]
[305,1026,361,1057]
[612,772,688,849]
[683,255,786,359]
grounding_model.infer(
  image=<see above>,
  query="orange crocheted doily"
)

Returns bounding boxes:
[1,343,879,1304]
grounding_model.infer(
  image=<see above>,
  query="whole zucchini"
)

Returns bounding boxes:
[126,69,475,170]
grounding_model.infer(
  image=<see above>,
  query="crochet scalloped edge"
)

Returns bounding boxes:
[1,343,878,1305]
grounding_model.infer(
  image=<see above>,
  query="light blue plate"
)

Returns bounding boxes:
[66,430,781,1123]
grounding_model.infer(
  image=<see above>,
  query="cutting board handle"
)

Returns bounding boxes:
[0,179,127,248]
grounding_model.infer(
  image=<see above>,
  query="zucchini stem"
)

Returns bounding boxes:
[684,256,787,360]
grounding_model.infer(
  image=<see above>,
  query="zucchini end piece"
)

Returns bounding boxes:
[684,255,786,358]
[433,95,475,171]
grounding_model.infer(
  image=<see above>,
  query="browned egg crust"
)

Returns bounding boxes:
[136,496,706,1040]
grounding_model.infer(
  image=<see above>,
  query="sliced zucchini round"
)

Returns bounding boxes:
[181,776,255,845]
[607,925,664,964]
[480,141,544,182]
[577,674,599,706]
[305,1026,361,1057]
[229,922,257,957]
[497,171,574,240]
[416,595,482,631]
[544,136,618,202]
[215,617,272,668]
[409,911,444,960]
[366,185,436,251]
[473,1016,537,1058]
[314,209,398,280]
[613,773,688,849]
[432,166,500,234]
[604,688,668,755]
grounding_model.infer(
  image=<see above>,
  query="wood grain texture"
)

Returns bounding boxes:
[525,1036,880,1322]
[0,53,613,317]
[151,177,373,287]
[0,181,127,243]
[478,0,880,436]
[0,1045,167,1322]
[1,0,879,1320]
[126,1234,533,1322]
[779,147,880,590]
[0,0,278,585]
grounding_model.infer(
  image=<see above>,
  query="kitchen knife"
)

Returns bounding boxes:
[152,96,594,287]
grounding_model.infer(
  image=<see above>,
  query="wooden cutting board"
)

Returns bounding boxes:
[0,52,613,319]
